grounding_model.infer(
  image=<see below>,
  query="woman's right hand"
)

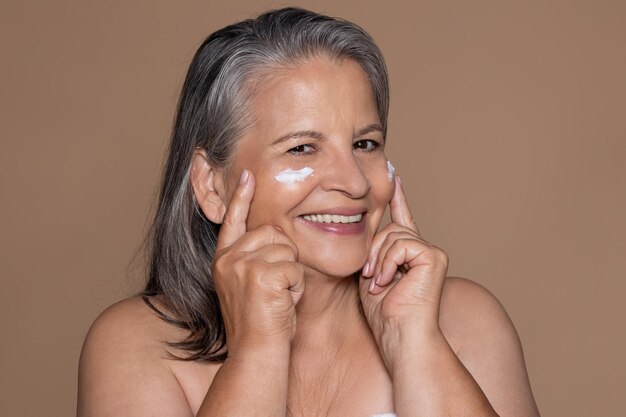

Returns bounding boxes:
[212,169,305,356]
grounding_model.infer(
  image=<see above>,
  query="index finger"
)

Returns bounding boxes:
[390,176,420,234]
[216,169,255,249]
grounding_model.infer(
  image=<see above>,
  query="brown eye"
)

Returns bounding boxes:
[353,139,380,151]
[288,144,315,155]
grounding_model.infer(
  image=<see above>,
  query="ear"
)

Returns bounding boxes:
[190,149,227,224]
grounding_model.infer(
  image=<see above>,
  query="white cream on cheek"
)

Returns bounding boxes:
[386,160,395,182]
[274,167,314,186]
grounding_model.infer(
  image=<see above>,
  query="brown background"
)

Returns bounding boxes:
[1,0,624,416]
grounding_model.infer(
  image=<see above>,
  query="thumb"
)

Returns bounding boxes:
[217,169,255,249]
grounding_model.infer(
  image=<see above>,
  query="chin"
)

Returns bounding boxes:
[300,252,367,279]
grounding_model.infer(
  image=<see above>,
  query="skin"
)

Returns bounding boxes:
[77,57,541,416]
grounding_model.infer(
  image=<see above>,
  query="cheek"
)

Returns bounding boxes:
[246,169,279,227]
[245,165,315,228]
[366,159,395,204]
[273,166,315,186]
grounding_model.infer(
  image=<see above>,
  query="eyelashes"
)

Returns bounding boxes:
[353,139,381,151]
[287,144,315,155]
[287,139,382,156]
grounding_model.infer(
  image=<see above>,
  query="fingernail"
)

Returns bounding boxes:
[363,261,370,276]
[375,272,381,285]
[368,277,376,292]
[240,169,249,185]
[396,175,402,186]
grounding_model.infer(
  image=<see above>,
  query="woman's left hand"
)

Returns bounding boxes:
[359,176,449,370]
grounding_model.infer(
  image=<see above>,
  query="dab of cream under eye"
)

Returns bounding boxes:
[274,167,314,186]
[386,160,395,182]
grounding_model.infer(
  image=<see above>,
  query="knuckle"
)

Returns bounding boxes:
[395,237,415,252]
[276,244,297,261]
[386,230,403,241]
[260,224,285,239]
[387,238,403,252]
[382,226,418,242]
[379,233,398,251]
[233,257,250,277]
[258,224,276,234]
[278,261,303,279]
[292,262,305,276]
[213,250,254,281]
[381,223,403,235]
[430,246,449,264]
[212,253,228,274]
[251,262,271,285]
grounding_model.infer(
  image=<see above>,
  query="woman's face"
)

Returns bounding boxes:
[223,56,394,277]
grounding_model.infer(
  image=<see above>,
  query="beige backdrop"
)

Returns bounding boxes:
[1,0,625,416]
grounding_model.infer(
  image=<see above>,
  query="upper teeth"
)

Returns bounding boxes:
[302,213,363,224]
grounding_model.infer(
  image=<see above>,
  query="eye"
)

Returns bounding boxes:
[287,143,315,155]
[353,139,381,152]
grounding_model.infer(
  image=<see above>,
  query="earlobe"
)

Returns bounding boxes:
[190,149,226,224]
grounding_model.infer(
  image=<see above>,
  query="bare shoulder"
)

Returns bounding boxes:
[439,277,517,352]
[79,296,180,365]
[77,297,193,417]
[82,296,171,344]
[439,277,541,416]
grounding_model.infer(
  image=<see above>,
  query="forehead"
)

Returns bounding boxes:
[244,56,380,140]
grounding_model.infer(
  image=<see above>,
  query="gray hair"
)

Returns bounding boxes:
[143,7,390,362]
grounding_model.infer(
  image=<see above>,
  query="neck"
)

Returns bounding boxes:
[287,268,381,410]
[291,269,368,353]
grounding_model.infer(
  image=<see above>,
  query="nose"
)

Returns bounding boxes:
[320,149,371,198]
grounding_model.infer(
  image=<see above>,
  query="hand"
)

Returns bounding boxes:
[359,176,449,366]
[212,170,306,356]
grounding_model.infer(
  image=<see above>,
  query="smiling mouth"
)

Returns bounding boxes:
[301,213,363,224]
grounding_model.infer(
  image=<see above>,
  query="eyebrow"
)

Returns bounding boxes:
[272,130,325,145]
[271,123,385,145]
[356,123,385,139]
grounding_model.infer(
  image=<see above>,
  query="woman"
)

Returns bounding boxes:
[78,7,540,417]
